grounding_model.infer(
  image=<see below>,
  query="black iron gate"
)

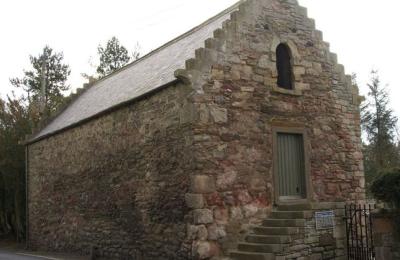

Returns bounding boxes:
[344,204,375,260]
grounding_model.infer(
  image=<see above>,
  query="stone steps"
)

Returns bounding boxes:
[230,205,311,259]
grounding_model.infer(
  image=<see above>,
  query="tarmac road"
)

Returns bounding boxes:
[0,251,54,260]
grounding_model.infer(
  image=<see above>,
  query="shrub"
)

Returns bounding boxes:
[370,168,400,208]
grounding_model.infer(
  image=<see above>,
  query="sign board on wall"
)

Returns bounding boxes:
[315,210,335,230]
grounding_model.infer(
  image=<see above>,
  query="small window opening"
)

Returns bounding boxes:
[276,44,293,89]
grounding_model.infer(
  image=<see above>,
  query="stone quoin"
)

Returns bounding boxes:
[25,0,365,259]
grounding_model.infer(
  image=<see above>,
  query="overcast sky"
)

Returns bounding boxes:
[0,0,399,123]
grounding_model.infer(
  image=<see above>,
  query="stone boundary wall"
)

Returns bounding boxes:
[280,203,346,259]
[372,210,400,260]
[27,83,195,259]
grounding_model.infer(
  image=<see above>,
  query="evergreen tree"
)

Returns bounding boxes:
[0,94,31,241]
[10,46,71,120]
[3,46,70,240]
[361,71,399,188]
[96,37,132,77]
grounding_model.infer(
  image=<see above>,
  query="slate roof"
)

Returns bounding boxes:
[30,2,240,143]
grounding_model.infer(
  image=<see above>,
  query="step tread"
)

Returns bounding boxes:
[265,218,306,220]
[271,210,312,213]
[270,210,312,219]
[245,234,291,244]
[238,242,282,246]
[237,242,282,253]
[262,219,305,227]
[277,203,312,211]
[230,251,276,260]
[253,226,302,235]
[254,226,300,230]
[231,250,275,254]
[246,234,291,238]
[247,234,290,239]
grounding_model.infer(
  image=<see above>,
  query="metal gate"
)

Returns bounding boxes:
[344,204,375,260]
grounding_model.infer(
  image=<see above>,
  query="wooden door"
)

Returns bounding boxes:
[277,133,306,200]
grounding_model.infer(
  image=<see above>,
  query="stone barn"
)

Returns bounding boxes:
[26,0,366,259]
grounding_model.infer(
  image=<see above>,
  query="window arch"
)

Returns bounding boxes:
[276,44,293,90]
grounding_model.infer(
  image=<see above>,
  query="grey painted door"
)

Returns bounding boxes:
[277,133,306,199]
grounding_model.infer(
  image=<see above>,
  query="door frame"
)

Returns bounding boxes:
[272,127,312,205]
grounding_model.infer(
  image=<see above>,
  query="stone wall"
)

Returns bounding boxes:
[280,203,346,259]
[372,210,400,260]
[177,0,365,258]
[27,83,195,259]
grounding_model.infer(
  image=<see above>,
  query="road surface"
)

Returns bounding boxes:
[0,250,55,260]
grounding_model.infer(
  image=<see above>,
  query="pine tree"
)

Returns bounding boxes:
[361,71,399,186]
[96,37,132,77]
[10,46,71,120]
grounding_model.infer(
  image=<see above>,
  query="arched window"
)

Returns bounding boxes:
[276,44,293,90]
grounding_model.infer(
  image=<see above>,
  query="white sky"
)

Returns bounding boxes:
[0,0,399,124]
